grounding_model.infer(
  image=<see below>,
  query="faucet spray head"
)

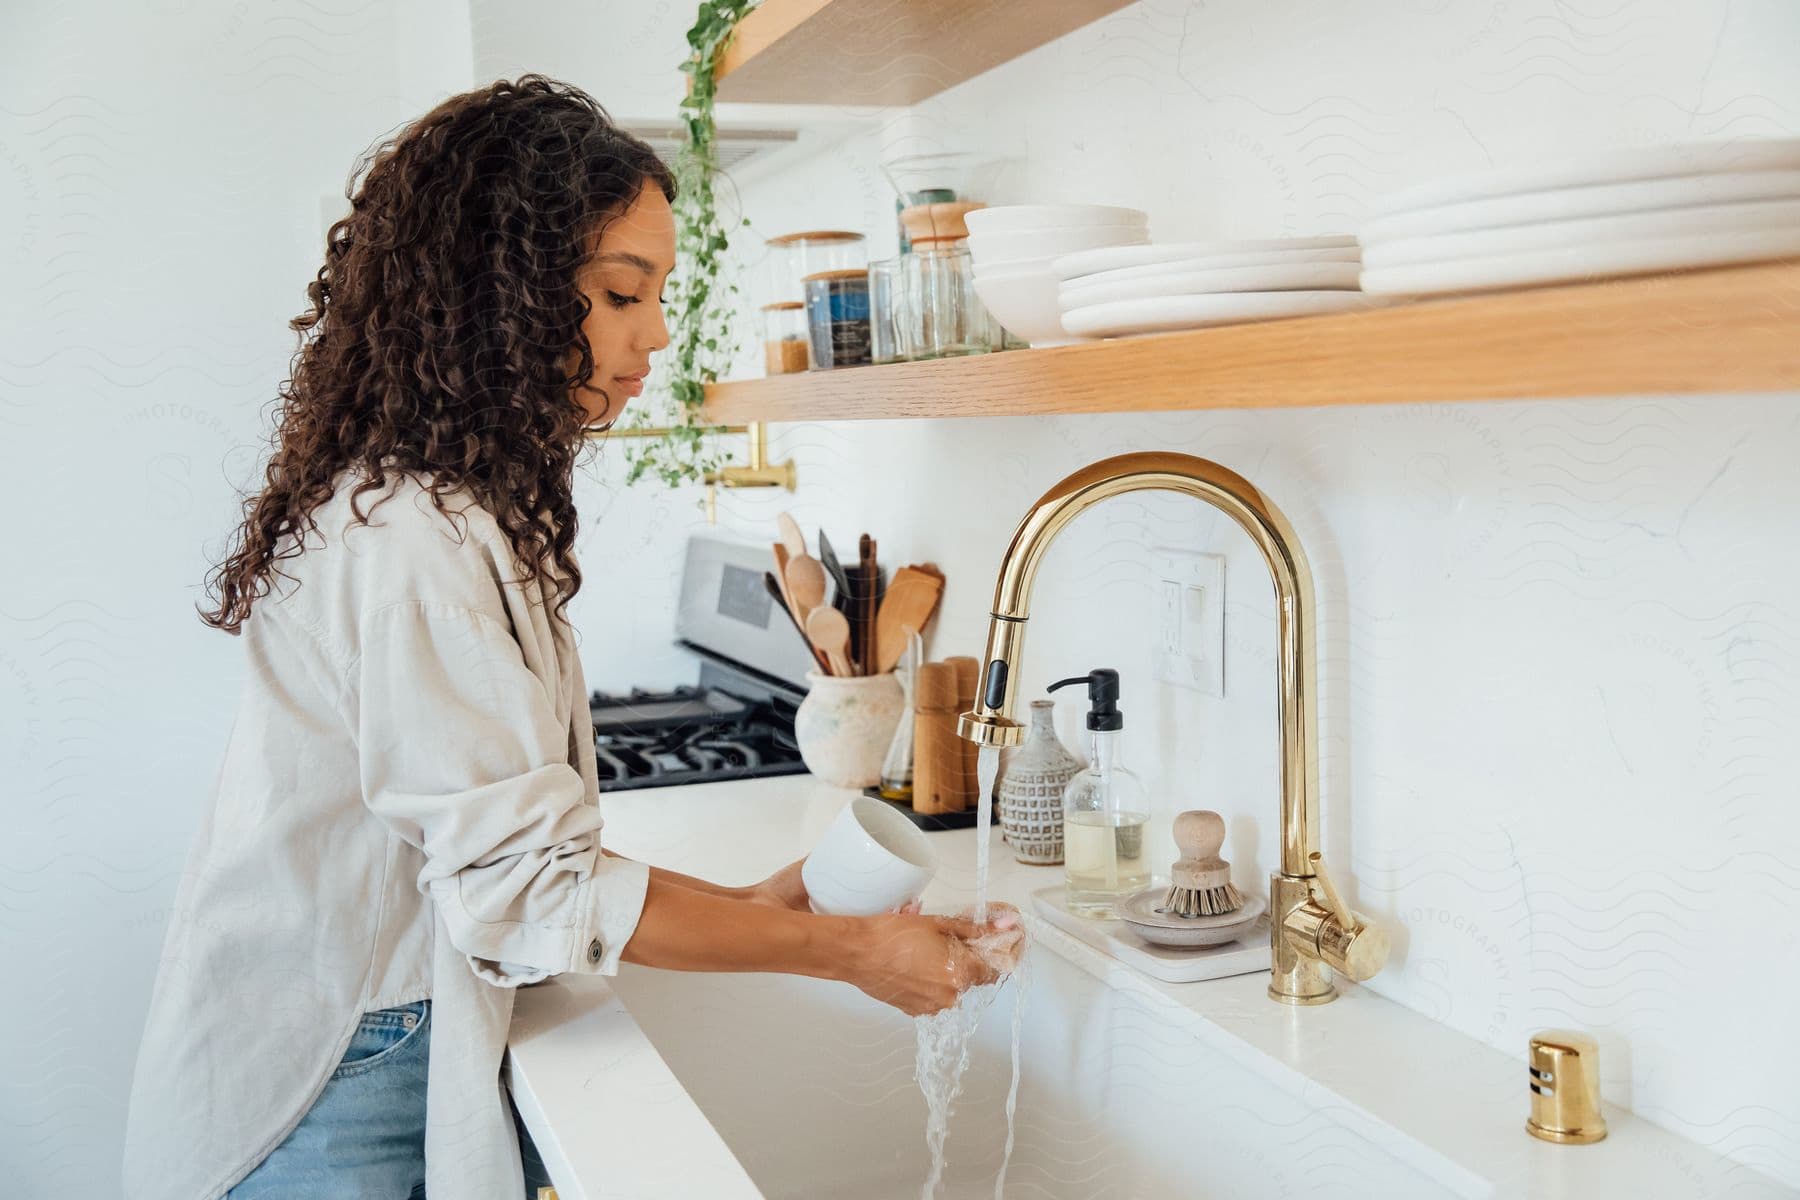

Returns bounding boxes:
[956,710,1024,747]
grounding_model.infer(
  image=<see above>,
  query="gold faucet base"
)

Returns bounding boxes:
[1526,1119,1607,1145]
[1268,982,1337,1006]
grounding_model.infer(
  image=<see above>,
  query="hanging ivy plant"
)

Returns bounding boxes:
[621,0,760,489]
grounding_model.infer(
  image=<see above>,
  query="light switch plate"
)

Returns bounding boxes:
[1151,546,1224,696]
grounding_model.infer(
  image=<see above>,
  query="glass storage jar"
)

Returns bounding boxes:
[761,302,809,375]
[766,230,866,305]
[895,244,994,360]
[866,258,902,365]
[803,268,872,370]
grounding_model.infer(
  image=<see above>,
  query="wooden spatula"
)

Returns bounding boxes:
[772,543,800,618]
[874,565,945,673]
[766,571,828,673]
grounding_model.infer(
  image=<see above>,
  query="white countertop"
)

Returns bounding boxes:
[506,775,1785,1200]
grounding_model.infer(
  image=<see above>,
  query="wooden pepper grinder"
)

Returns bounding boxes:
[912,661,968,816]
[943,656,981,811]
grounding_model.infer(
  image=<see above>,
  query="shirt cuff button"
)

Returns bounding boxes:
[587,938,604,963]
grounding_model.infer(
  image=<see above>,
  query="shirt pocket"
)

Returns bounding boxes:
[330,999,429,1079]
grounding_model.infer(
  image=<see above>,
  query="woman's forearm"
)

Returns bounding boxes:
[616,874,861,981]
[601,847,747,901]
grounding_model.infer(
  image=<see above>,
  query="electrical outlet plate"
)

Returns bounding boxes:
[1151,547,1224,696]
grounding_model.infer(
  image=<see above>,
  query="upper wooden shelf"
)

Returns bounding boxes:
[712,0,1136,106]
[701,261,1800,424]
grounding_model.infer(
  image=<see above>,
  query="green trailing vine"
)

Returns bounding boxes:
[621,0,760,489]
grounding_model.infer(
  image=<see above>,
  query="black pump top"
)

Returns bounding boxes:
[1047,668,1123,731]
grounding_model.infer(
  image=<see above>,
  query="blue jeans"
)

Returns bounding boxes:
[226,1000,553,1198]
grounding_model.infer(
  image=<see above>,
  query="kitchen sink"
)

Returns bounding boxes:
[607,943,1450,1199]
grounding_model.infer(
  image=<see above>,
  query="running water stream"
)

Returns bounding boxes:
[974,746,999,924]
[912,745,1027,1199]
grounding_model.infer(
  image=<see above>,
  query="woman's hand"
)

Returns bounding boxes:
[744,858,811,911]
[745,858,924,916]
[840,906,1021,1018]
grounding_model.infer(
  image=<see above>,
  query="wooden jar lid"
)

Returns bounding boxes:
[767,230,865,246]
[900,200,987,243]
[800,268,871,283]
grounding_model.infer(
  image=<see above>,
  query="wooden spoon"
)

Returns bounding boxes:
[785,554,829,622]
[805,604,854,676]
[777,512,808,560]
[874,566,945,673]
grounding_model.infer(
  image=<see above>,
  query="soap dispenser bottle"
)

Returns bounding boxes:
[1047,668,1150,918]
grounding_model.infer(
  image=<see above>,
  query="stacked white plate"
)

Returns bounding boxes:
[1055,235,1379,338]
[1359,138,1800,297]
[966,205,1149,347]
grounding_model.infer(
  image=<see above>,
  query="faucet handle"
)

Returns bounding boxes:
[1302,851,1389,982]
[1307,851,1357,931]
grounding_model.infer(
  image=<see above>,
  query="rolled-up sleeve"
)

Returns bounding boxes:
[355,598,650,985]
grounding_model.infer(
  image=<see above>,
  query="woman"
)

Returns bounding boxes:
[121,75,1017,1200]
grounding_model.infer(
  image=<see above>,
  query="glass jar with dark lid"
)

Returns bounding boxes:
[802,268,872,370]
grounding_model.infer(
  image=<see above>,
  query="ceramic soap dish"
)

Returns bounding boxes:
[1028,883,1270,984]
[1025,809,1270,984]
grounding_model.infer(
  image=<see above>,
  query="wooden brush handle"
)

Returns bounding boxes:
[1172,810,1227,861]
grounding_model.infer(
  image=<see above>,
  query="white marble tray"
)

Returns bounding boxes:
[1028,883,1270,984]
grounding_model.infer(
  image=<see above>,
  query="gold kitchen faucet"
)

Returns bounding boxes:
[956,451,1389,1004]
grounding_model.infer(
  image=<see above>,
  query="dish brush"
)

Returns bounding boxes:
[1156,810,1245,919]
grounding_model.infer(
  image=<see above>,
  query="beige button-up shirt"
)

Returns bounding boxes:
[122,467,651,1200]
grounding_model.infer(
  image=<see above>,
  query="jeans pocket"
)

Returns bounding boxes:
[330,999,429,1079]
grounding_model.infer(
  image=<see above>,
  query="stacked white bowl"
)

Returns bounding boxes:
[966,205,1149,347]
[1054,235,1378,338]
[1359,137,1800,297]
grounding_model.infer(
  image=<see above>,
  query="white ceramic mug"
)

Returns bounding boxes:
[802,796,938,916]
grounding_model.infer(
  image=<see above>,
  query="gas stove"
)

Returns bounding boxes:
[590,680,803,791]
[591,532,816,792]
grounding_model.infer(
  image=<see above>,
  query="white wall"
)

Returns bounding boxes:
[484,0,1800,1189]
[0,3,472,1194]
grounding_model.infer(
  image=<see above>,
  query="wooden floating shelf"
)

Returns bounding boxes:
[701,261,1800,424]
[713,0,1136,106]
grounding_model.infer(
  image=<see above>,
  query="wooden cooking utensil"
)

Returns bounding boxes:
[776,512,808,560]
[874,566,945,673]
[868,538,881,676]
[772,543,801,620]
[804,605,854,677]
[785,554,829,621]
[765,571,828,673]
[858,534,877,675]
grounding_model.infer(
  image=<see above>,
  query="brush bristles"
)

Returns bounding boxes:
[1157,880,1246,919]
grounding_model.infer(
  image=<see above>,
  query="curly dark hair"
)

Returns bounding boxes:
[199,74,676,634]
